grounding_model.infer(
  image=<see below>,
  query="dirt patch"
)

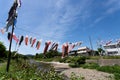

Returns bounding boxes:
[62,68,114,80]
[50,62,114,80]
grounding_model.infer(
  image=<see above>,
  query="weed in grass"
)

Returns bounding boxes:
[70,72,85,80]
[0,60,64,80]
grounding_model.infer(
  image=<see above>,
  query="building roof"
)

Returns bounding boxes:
[103,43,119,47]
[78,46,90,50]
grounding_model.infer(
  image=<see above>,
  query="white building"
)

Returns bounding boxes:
[69,46,92,56]
[77,46,91,54]
[103,43,120,55]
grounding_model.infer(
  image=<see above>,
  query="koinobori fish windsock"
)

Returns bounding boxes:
[7,0,18,22]
[72,43,75,49]
[54,43,58,51]
[61,43,69,58]
[31,38,36,47]
[16,0,21,8]
[1,28,5,34]
[3,12,17,32]
[25,35,28,45]
[29,37,32,44]
[36,40,42,50]
[19,35,24,46]
[49,42,55,50]
[64,43,69,56]
[3,0,21,32]
[106,40,112,45]
[7,32,11,40]
[68,43,75,52]
[43,41,51,55]
[61,44,65,58]
[13,33,19,43]
[43,42,48,55]
[51,43,58,51]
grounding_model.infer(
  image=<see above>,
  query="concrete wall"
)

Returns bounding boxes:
[86,59,120,66]
[98,59,120,66]
[86,60,98,64]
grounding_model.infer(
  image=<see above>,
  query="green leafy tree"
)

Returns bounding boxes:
[45,50,61,58]
[0,42,7,58]
[97,48,104,56]
[35,53,39,58]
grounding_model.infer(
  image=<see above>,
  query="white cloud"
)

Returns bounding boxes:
[94,17,104,23]
[85,0,120,30]
[89,16,104,28]
[106,6,120,14]
[105,0,120,14]
[31,0,93,42]
[0,0,99,54]
[56,0,67,9]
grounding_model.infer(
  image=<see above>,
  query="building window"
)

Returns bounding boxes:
[108,51,118,54]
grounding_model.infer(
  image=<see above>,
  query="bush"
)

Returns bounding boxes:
[0,60,64,80]
[59,56,86,67]
[97,65,120,80]
[0,42,7,58]
[69,63,80,68]
[81,63,99,69]
[59,57,69,63]
[70,72,85,80]
[81,63,120,80]
[69,56,86,68]
[0,58,4,63]
[97,65,120,74]
[114,73,120,80]
[45,50,61,58]
[39,53,44,58]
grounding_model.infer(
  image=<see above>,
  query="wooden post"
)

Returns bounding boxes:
[6,25,14,72]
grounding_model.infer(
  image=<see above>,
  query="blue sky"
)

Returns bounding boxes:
[0,0,120,55]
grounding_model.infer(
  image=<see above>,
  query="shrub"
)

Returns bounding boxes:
[69,63,80,68]
[69,56,86,68]
[59,56,86,67]
[0,58,4,63]
[0,42,7,58]
[59,57,68,63]
[0,60,64,80]
[70,72,85,80]
[39,53,44,58]
[97,65,120,74]
[97,65,120,80]
[114,73,120,80]
[45,50,60,58]
[81,63,120,80]
[81,63,99,69]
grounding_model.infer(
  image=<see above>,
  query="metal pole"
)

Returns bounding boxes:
[6,25,14,72]
[89,36,94,56]
[89,36,93,50]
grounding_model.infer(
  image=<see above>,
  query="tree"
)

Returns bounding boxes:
[0,42,7,58]
[97,48,104,56]
[45,50,61,58]
[35,53,39,58]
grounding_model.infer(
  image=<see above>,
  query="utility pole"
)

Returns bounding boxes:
[89,36,93,50]
[89,36,94,56]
